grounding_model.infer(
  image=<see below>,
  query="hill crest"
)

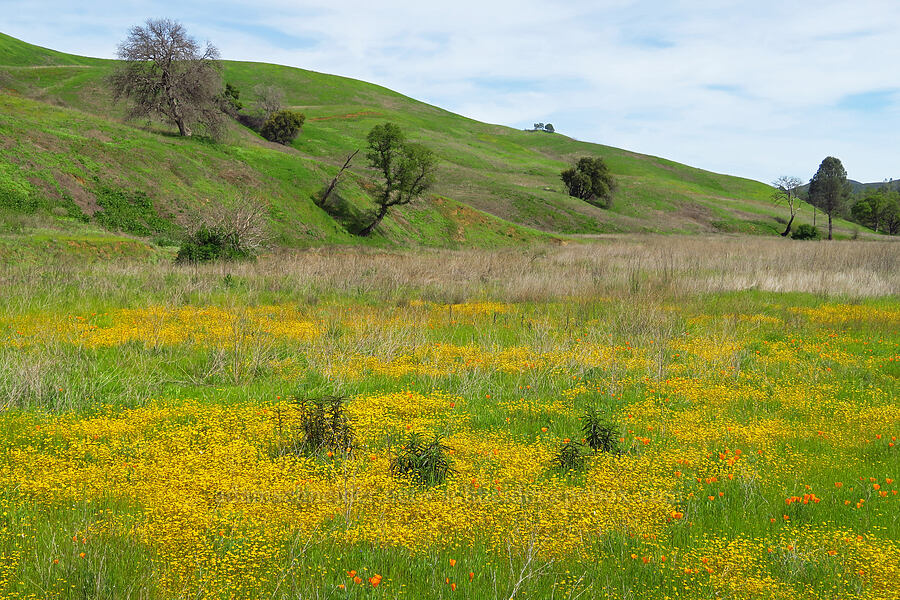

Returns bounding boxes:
[0,32,872,249]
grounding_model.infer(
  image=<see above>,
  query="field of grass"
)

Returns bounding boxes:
[0,32,875,249]
[0,239,897,599]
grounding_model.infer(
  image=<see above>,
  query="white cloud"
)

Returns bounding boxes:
[2,0,898,182]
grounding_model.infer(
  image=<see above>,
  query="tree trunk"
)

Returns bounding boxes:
[827,213,833,240]
[175,117,191,137]
[359,205,389,236]
[163,74,191,137]
[319,150,359,206]
[780,214,795,237]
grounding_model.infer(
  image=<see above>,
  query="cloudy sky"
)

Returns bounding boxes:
[2,0,898,183]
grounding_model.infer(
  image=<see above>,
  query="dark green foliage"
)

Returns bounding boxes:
[543,123,555,133]
[885,204,900,235]
[220,82,243,115]
[94,186,172,236]
[791,223,821,240]
[360,122,437,236]
[808,157,851,240]
[851,189,899,234]
[176,202,266,262]
[561,157,616,208]
[297,395,354,454]
[391,432,455,486]
[260,110,305,145]
[271,395,354,457]
[552,441,586,472]
[581,408,618,453]
[562,169,592,200]
[175,225,252,262]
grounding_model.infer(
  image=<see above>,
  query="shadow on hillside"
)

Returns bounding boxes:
[313,189,372,236]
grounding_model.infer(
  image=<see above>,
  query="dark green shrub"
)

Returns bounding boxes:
[391,432,455,486]
[176,225,251,263]
[219,82,243,115]
[271,395,354,457]
[552,441,586,472]
[561,156,616,208]
[582,408,619,453]
[791,224,821,240]
[176,202,267,263]
[260,110,305,145]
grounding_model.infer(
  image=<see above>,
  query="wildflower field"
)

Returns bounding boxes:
[0,241,899,599]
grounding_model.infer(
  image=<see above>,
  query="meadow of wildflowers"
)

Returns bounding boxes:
[0,248,898,599]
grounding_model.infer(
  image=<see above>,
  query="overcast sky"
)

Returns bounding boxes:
[2,0,898,183]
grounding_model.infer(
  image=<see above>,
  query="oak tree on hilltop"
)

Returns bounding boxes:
[109,18,225,138]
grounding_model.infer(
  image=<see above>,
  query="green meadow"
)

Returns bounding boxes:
[1,241,898,599]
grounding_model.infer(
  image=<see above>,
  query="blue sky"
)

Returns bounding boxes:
[2,0,898,184]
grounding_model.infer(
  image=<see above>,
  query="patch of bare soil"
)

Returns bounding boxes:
[675,202,715,226]
[54,171,99,215]
[84,129,113,143]
[220,166,259,188]
[309,111,382,122]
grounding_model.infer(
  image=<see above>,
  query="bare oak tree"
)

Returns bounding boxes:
[252,84,285,119]
[109,18,225,138]
[772,175,803,237]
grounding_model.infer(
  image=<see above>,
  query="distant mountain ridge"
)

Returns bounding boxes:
[849,180,899,193]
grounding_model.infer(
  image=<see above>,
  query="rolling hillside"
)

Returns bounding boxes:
[0,32,870,251]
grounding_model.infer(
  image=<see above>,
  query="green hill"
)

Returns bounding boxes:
[0,32,870,251]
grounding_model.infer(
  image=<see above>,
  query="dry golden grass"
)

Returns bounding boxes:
[6,236,892,307]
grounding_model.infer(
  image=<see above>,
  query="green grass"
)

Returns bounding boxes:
[0,31,873,252]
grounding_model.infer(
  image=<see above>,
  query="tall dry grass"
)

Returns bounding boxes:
[1,236,895,311]
[0,236,895,411]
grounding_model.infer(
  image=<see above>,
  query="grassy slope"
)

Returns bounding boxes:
[0,32,870,248]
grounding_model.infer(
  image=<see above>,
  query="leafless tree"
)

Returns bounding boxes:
[319,149,359,207]
[200,199,269,255]
[109,18,226,138]
[772,175,804,236]
[252,84,285,119]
